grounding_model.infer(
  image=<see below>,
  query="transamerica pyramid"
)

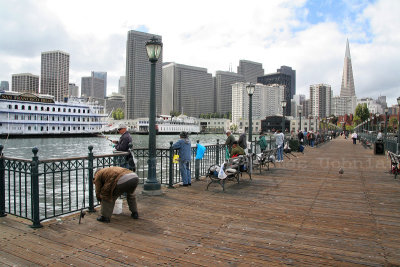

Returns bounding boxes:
[340,39,356,97]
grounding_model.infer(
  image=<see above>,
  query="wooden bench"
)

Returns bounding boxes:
[205,156,244,191]
[252,148,277,173]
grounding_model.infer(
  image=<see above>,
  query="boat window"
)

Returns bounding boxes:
[35,106,38,111]
[28,126,31,131]
[68,127,70,131]
[73,127,76,130]
[63,117,65,121]
[83,110,85,114]
[58,108,61,112]
[22,105,25,110]
[78,118,80,122]
[73,109,76,113]
[78,109,81,113]
[52,126,55,130]
[63,108,66,112]
[87,109,90,114]
[78,127,80,130]
[28,106,31,110]
[41,126,43,131]
[8,105,11,109]
[52,107,55,111]
[14,115,18,120]
[68,108,71,112]
[47,107,49,111]
[83,127,85,130]
[63,127,66,131]
[41,107,44,111]
[14,105,18,109]
[52,117,55,121]
[68,117,70,121]
[73,117,75,121]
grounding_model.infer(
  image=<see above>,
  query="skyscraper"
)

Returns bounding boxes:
[11,73,39,93]
[310,84,332,118]
[0,81,9,91]
[68,83,79,97]
[340,39,355,98]
[237,60,264,83]
[258,72,292,116]
[40,50,70,102]
[215,71,244,115]
[277,66,296,98]
[125,30,162,119]
[118,76,126,96]
[162,63,213,117]
[81,72,107,99]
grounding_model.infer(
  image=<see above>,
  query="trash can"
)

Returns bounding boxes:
[374,140,384,155]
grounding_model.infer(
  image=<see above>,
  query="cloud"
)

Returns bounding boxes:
[0,0,399,106]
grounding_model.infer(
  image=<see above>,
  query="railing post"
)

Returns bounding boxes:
[195,140,200,180]
[88,145,95,212]
[269,135,272,149]
[0,145,6,217]
[168,141,174,188]
[30,147,42,228]
[216,139,220,166]
[254,137,257,154]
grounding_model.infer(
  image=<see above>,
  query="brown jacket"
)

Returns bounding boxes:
[93,167,133,202]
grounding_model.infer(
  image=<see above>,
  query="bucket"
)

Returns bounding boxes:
[113,198,123,214]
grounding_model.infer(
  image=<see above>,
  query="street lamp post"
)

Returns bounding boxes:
[246,83,255,154]
[397,97,400,154]
[385,107,389,151]
[143,36,162,194]
[299,110,302,131]
[281,100,287,133]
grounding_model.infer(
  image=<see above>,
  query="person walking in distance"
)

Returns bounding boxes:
[172,132,192,186]
[274,129,285,162]
[93,166,139,223]
[351,132,358,144]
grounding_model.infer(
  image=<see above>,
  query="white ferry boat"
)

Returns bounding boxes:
[155,115,200,134]
[0,91,107,137]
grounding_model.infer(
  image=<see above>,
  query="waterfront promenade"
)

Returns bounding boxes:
[1,137,399,266]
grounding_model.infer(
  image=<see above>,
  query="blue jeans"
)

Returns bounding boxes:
[310,140,314,147]
[277,146,283,161]
[179,160,191,185]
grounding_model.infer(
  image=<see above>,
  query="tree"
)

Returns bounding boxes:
[352,115,362,125]
[389,117,398,132]
[112,108,124,120]
[230,124,238,132]
[355,103,370,122]
[330,115,338,125]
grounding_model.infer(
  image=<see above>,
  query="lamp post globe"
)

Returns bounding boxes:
[143,36,162,194]
[281,100,287,132]
[246,83,255,153]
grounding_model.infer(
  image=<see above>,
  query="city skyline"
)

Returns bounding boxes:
[0,0,399,105]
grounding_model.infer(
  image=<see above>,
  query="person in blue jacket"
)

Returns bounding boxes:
[172,131,192,186]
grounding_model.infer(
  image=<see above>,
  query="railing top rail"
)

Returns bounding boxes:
[39,156,88,163]
[0,156,32,163]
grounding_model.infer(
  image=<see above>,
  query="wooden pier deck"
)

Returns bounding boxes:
[1,137,400,266]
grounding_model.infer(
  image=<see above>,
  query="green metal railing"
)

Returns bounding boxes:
[0,137,281,227]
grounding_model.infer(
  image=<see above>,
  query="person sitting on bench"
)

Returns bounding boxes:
[230,141,245,158]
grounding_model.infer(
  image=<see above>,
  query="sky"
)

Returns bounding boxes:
[0,0,399,106]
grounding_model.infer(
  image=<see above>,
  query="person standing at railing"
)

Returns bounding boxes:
[258,133,268,152]
[274,129,284,162]
[112,124,134,170]
[225,130,236,155]
[93,166,139,223]
[172,131,192,187]
[238,129,247,151]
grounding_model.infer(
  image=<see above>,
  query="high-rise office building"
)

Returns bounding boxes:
[232,82,284,124]
[237,60,264,84]
[340,39,355,98]
[68,83,79,97]
[125,30,162,119]
[11,73,39,93]
[0,81,9,91]
[162,63,213,117]
[81,72,107,99]
[258,72,293,116]
[292,94,306,117]
[40,50,70,102]
[277,66,296,98]
[310,84,332,118]
[215,71,244,115]
[118,76,126,96]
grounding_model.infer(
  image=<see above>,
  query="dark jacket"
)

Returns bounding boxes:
[115,131,132,152]
[238,133,247,149]
[94,167,133,202]
[172,138,191,161]
[225,134,236,153]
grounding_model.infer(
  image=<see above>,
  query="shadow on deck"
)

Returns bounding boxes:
[1,137,400,266]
